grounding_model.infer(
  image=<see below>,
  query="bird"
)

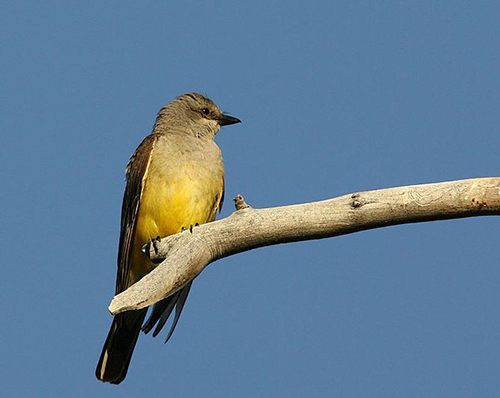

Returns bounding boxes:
[96,93,241,384]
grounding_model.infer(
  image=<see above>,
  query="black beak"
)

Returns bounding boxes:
[218,114,241,126]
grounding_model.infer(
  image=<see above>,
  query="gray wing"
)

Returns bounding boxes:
[115,133,158,294]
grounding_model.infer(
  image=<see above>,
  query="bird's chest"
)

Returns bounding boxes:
[137,138,224,237]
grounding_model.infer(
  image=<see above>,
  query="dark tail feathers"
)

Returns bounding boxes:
[95,309,147,384]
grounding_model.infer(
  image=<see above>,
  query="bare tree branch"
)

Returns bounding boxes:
[109,177,500,314]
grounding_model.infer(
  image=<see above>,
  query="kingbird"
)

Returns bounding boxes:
[96,93,241,384]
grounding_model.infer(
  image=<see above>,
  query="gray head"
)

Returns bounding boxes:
[153,92,241,138]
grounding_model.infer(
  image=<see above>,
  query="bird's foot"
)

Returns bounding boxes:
[144,235,162,259]
[181,223,200,234]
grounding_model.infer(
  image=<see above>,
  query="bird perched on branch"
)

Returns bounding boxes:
[96,93,241,384]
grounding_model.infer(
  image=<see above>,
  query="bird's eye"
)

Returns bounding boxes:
[201,107,210,116]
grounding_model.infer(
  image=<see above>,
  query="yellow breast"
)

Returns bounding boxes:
[128,134,224,286]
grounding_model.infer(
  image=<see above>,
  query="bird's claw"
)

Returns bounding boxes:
[145,236,162,257]
[181,223,200,234]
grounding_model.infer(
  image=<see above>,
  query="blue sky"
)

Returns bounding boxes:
[1,1,499,397]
